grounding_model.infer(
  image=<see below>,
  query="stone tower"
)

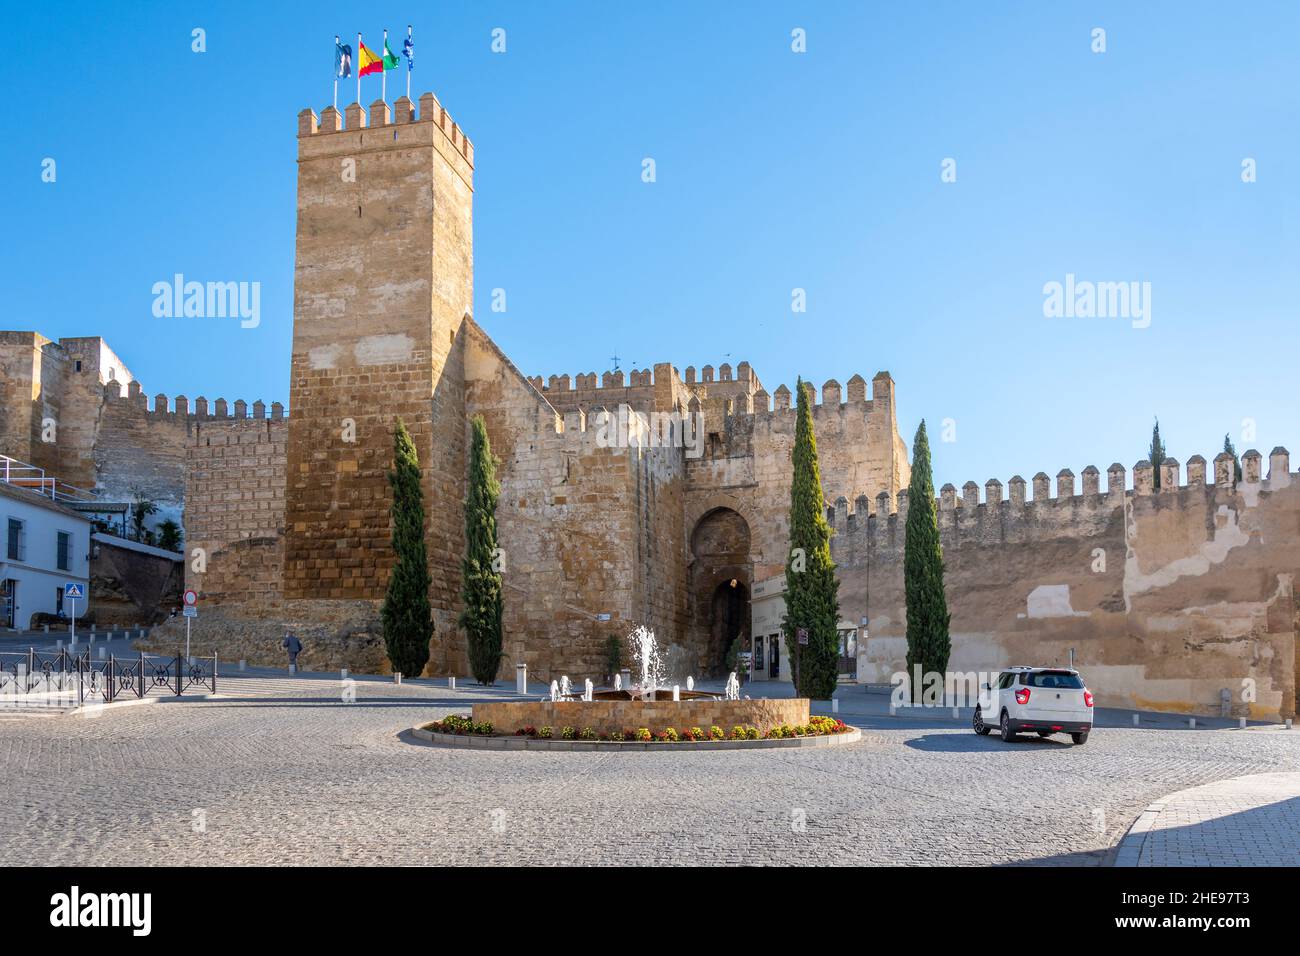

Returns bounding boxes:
[285,94,475,652]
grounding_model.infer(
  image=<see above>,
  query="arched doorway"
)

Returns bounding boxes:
[689,507,752,675]
[710,578,749,670]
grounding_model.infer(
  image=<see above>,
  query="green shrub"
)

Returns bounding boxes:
[709,725,725,740]
[538,726,553,739]
[579,727,598,740]
[561,726,576,740]
[634,728,652,742]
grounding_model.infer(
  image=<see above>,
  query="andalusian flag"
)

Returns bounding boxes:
[382,37,400,71]
[358,42,384,77]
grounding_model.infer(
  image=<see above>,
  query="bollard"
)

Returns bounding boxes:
[341,668,349,679]
[516,663,527,694]
[238,659,246,672]
[57,639,64,650]
[1287,718,1293,730]
[394,672,402,685]
[951,706,959,719]
[288,664,297,675]
[98,647,106,660]
[1132,714,1140,726]
[89,632,95,644]
[832,698,840,714]
[889,702,897,716]
[1239,717,1247,729]
[620,668,632,690]
[1188,717,1196,729]
[43,624,49,633]
[672,685,680,702]
[448,676,455,690]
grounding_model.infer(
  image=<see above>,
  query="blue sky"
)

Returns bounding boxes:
[8,0,1298,491]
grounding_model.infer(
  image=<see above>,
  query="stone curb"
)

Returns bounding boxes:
[1112,801,1166,867]
[409,725,863,751]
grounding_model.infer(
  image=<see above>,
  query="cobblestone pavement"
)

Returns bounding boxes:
[1117,770,1300,866]
[0,673,1296,866]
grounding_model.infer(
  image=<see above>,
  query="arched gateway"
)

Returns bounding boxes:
[688,507,752,675]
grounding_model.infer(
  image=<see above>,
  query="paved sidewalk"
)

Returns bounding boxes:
[1115,772,1300,866]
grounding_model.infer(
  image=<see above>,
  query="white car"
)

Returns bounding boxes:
[972,666,1094,745]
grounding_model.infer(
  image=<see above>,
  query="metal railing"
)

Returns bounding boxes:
[0,648,216,707]
[0,454,107,505]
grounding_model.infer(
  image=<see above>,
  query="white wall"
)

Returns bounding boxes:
[0,495,91,629]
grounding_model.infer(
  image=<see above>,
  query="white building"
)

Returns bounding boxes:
[0,482,92,629]
[749,574,860,684]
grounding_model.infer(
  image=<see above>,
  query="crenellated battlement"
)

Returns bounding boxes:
[297,91,474,168]
[529,367,660,393]
[102,379,286,422]
[746,371,891,416]
[827,447,1292,528]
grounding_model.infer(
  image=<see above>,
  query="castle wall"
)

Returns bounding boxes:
[0,331,48,467]
[684,371,911,584]
[835,452,1298,719]
[185,418,288,607]
[466,322,682,681]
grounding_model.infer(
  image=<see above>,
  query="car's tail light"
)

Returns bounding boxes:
[1015,688,1031,705]
[1084,690,1094,708]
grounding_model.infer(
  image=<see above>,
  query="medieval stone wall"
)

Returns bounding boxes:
[833,449,1298,720]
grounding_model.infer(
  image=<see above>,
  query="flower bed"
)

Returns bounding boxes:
[429,713,850,742]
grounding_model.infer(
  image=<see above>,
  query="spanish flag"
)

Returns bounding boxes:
[358,41,384,77]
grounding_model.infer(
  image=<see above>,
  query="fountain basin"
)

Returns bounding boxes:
[471,696,810,736]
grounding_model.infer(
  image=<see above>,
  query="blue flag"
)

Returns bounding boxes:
[402,34,413,72]
[335,41,353,79]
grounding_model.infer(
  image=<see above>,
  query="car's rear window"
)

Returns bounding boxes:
[1026,671,1084,689]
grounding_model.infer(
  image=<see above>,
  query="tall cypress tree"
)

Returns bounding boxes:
[381,419,433,678]
[460,415,504,685]
[903,420,951,702]
[781,378,840,700]
[1149,418,1166,490]
[1223,433,1242,482]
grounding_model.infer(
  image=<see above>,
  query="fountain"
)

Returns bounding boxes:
[725,672,740,700]
[467,626,814,740]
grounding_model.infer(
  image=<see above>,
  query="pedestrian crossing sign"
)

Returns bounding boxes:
[64,583,84,599]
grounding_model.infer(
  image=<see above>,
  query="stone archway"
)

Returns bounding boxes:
[689,507,752,675]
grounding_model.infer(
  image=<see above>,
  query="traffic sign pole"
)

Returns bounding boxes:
[69,597,76,645]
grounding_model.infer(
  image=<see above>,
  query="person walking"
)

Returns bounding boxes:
[282,631,303,673]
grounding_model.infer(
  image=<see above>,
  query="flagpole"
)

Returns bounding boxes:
[333,35,339,111]
[382,29,388,104]
[406,25,412,100]
[356,32,362,105]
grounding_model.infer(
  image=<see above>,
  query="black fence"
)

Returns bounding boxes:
[0,648,216,707]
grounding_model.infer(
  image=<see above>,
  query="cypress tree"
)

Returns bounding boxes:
[380,419,433,678]
[781,378,840,700]
[1223,433,1242,482]
[1149,419,1166,490]
[903,420,951,702]
[460,415,504,684]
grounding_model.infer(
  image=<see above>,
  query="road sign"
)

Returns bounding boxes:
[183,605,198,619]
[64,582,84,599]
[183,589,198,607]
